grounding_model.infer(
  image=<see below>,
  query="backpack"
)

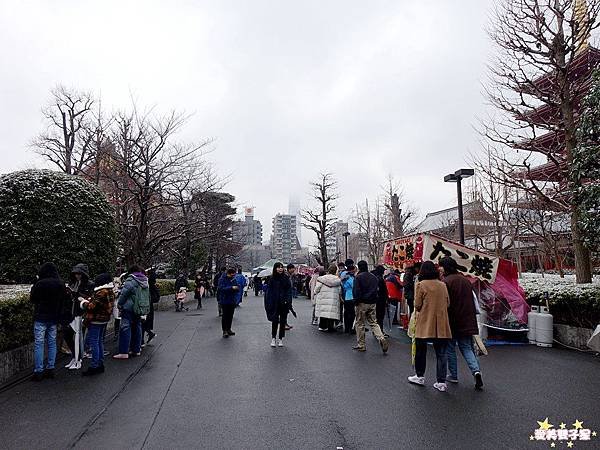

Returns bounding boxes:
[133,282,151,316]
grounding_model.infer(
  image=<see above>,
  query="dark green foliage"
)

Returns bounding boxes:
[0,170,118,283]
[0,294,33,352]
[526,287,600,329]
[574,71,600,253]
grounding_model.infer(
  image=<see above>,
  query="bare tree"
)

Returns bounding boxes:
[32,85,95,175]
[482,0,600,282]
[353,198,389,265]
[470,150,517,257]
[106,106,212,266]
[301,173,338,267]
[382,175,418,237]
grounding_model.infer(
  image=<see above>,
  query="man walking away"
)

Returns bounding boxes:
[352,261,389,353]
[214,267,225,316]
[30,262,70,381]
[218,268,239,338]
[253,274,262,296]
[439,257,483,390]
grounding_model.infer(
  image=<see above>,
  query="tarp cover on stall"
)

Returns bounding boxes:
[382,233,529,327]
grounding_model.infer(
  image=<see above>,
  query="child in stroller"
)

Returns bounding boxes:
[175,287,189,312]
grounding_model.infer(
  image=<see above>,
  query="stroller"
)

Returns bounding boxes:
[175,287,189,312]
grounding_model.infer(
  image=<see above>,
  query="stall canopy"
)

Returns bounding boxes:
[252,259,279,274]
[382,233,529,330]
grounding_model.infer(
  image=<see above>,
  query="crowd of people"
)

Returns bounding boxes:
[30,262,159,380]
[29,255,483,393]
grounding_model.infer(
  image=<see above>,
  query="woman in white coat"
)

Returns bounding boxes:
[313,264,342,332]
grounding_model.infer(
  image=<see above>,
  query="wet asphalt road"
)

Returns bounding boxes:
[1,294,599,450]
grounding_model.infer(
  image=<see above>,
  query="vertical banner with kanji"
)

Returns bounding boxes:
[422,234,499,282]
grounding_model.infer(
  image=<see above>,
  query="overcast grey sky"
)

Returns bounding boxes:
[0,0,494,243]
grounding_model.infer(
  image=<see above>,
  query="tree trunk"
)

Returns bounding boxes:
[571,210,592,283]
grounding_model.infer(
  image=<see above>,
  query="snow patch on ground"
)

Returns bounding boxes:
[0,285,30,301]
[519,273,600,298]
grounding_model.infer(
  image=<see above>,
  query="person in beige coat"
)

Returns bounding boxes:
[313,264,342,332]
[407,261,452,392]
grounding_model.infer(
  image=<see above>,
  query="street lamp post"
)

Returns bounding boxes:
[444,168,474,245]
[343,231,351,260]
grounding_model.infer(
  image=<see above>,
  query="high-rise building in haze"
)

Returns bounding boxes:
[232,207,263,246]
[271,213,299,263]
[288,196,302,246]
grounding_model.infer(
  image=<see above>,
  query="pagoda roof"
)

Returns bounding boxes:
[512,160,565,182]
[525,46,600,95]
[515,131,565,155]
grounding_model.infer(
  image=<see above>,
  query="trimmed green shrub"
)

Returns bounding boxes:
[0,294,33,352]
[523,278,600,329]
[0,170,118,283]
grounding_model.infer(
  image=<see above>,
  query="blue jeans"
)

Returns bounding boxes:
[87,324,107,368]
[118,311,142,355]
[447,336,480,379]
[33,321,57,373]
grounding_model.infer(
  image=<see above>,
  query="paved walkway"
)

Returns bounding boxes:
[1,295,599,449]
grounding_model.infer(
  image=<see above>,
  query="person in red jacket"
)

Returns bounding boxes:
[385,270,403,327]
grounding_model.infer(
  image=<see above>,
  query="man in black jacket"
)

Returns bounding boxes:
[352,260,389,353]
[30,262,70,381]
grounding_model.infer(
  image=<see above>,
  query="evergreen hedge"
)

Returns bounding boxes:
[0,170,118,283]
[0,294,33,352]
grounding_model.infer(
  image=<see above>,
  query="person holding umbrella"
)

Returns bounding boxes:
[264,262,292,347]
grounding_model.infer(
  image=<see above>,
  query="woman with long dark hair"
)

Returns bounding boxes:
[264,262,291,347]
[407,260,452,392]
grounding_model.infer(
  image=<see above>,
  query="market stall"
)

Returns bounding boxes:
[382,233,530,335]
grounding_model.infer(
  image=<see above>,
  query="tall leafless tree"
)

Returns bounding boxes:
[301,173,338,267]
[353,198,389,265]
[106,106,212,266]
[382,175,418,237]
[32,85,95,175]
[482,0,600,282]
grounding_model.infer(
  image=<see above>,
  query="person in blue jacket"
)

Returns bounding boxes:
[218,268,240,338]
[234,268,247,306]
[264,262,292,347]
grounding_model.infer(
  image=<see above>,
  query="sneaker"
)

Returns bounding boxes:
[147,331,156,343]
[65,358,76,369]
[446,376,459,384]
[31,372,44,382]
[474,372,484,390]
[285,325,293,330]
[433,382,448,392]
[43,368,55,379]
[83,352,92,359]
[223,332,229,338]
[270,338,276,347]
[277,338,284,347]
[380,338,389,353]
[68,360,82,370]
[352,345,366,352]
[318,327,327,332]
[407,375,425,386]
[227,330,236,336]
[113,353,129,359]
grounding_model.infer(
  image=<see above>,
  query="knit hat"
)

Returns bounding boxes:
[94,272,113,287]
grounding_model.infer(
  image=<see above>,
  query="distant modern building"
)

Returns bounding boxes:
[232,207,263,246]
[327,221,349,262]
[271,213,300,263]
[347,232,370,263]
[288,196,302,246]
